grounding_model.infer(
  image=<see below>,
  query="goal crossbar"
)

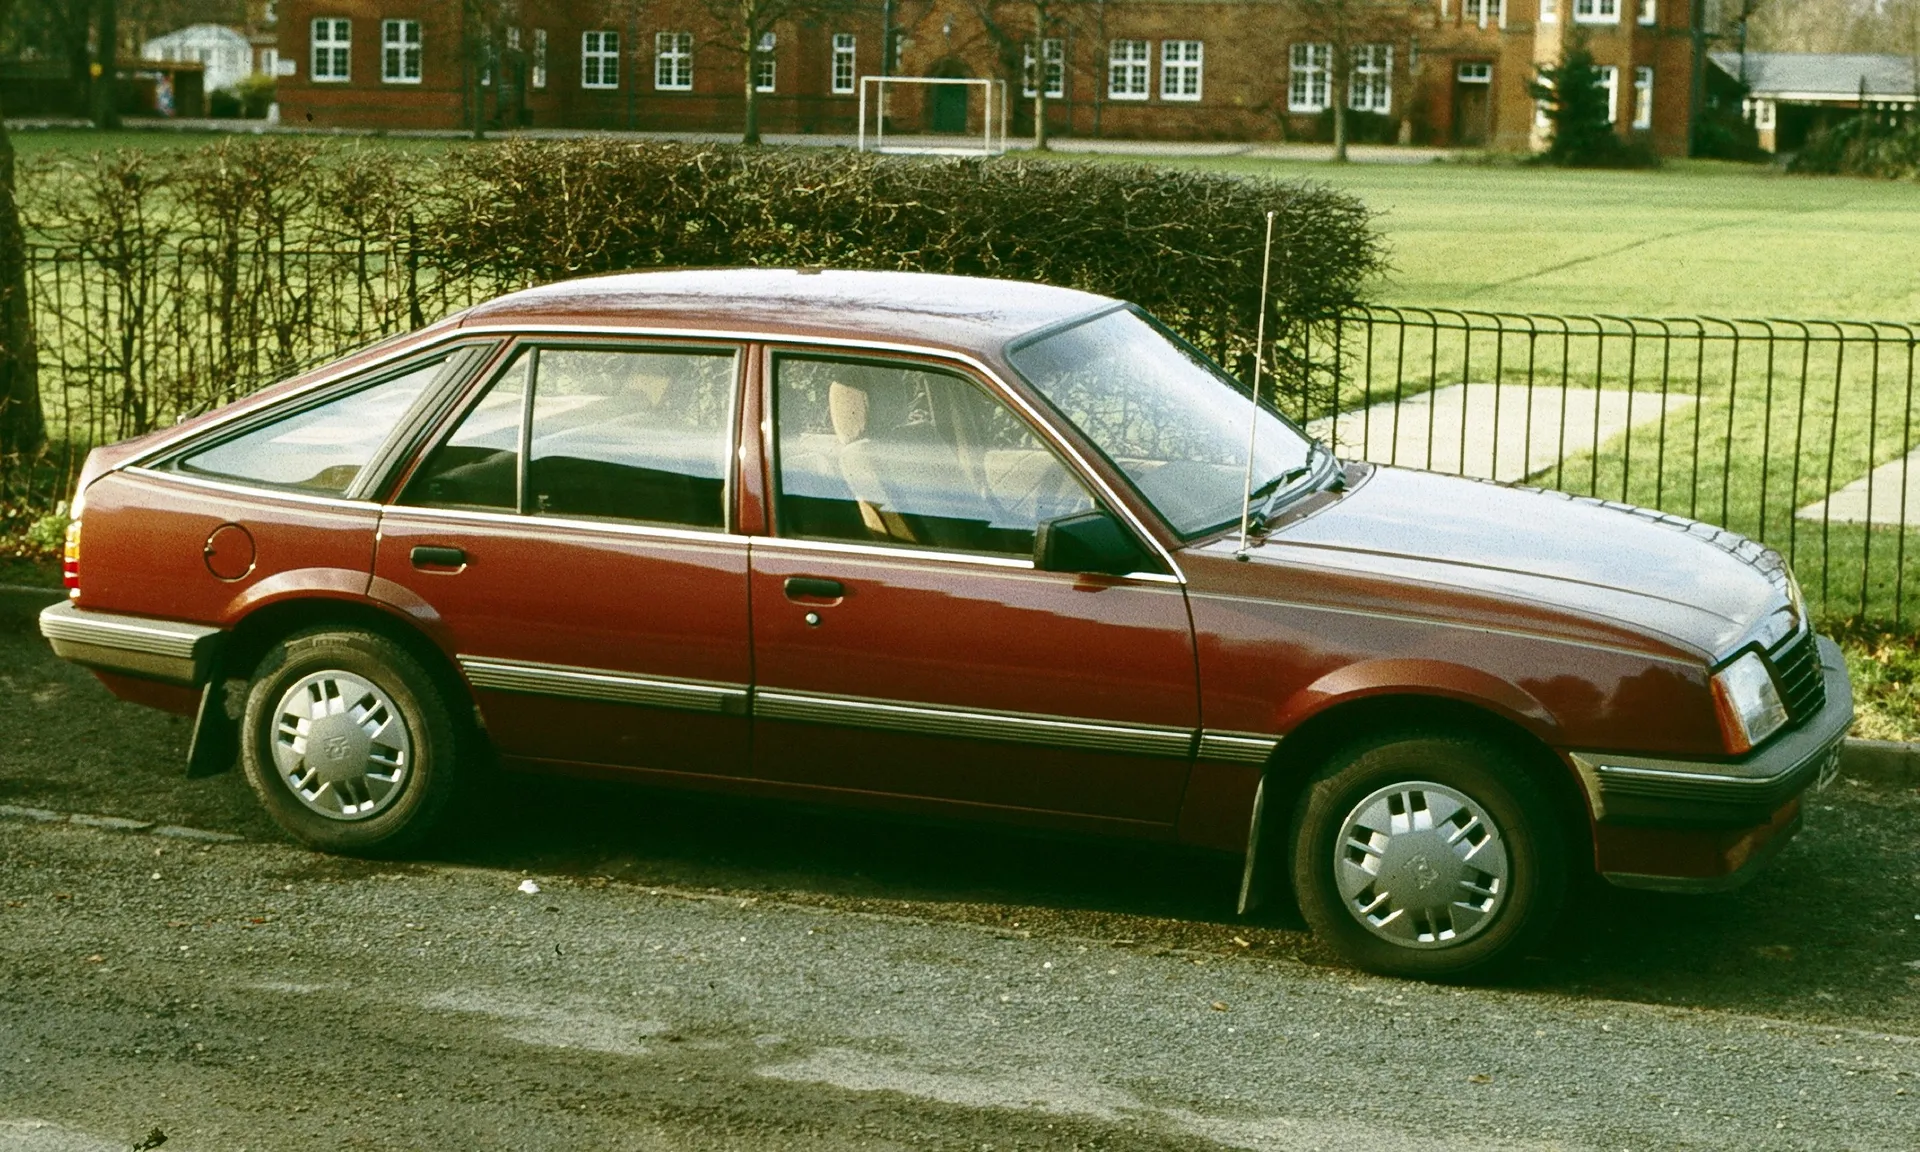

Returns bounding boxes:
[857,75,1008,156]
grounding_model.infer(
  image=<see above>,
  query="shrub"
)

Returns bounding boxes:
[1529,33,1661,170]
[235,74,277,119]
[1789,117,1920,180]
[426,140,1386,406]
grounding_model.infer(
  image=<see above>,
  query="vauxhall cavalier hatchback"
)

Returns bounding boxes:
[41,270,1853,978]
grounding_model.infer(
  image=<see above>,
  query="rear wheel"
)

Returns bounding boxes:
[240,628,465,856]
[1289,731,1567,980]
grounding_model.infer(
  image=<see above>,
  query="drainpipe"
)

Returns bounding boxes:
[1688,0,1707,156]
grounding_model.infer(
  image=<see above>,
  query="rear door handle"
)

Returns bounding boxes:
[783,576,844,600]
[410,545,467,569]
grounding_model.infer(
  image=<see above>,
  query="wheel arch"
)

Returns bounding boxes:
[221,595,474,713]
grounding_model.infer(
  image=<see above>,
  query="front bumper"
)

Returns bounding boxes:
[38,600,224,687]
[1569,634,1852,892]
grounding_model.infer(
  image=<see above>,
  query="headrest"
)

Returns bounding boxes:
[828,381,869,444]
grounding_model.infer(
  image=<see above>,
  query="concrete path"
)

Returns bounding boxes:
[1306,382,1694,483]
[1796,444,1920,526]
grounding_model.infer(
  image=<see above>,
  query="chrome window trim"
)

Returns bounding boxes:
[1197,730,1279,764]
[381,503,751,547]
[754,687,1195,758]
[122,467,383,514]
[750,535,1035,571]
[459,656,747,714]
[112,320,1186,583]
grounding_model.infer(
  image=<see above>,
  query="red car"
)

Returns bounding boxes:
[40,270,1852,978]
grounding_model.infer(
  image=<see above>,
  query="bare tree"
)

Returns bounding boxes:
[459,0,523,140]
[0,0,46,463]
[964,0,1082,151]
[701,0,862,144]
[1294,0,1417,162]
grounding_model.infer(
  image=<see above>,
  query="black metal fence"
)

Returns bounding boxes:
[1285,308,1920,625]
[8,248,1919,626]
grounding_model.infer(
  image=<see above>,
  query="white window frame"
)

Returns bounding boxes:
[532,28,548,89]
[1160,40,1202,102]
[1597,63,1618,124]
[1541,0,1558,22]
[1746,96,1776,130]
[1574,0,1621,23]
[655,31,692,91]
[1108,39,1149,100]
[831,32,856,95]
[1348,43,1391,112]
[1023,37,1065,99]
[311,17,350,82]
[1464,0,1507,28]
[1633,64,1652,128]
[1288,42,1330,112]
[582,29,619,89]
[754,31,776,93]
[1638,0,1656,23]
[376,19,418,84]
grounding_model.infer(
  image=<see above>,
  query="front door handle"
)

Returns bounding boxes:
[783,576,844,600]
[410,545,467,569]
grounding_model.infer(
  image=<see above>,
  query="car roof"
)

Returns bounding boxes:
[456,268,1120,354]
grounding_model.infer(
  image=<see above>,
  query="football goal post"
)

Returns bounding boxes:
[857,76,1008,156]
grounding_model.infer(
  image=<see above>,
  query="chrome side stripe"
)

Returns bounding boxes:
[459,656,748,715]
[1197,731,1280,765]
[754,688,1194,758]
[458,654,1283,763]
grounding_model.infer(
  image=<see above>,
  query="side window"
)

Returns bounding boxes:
[528,346,735,527]
[773,355,1095,556]
[402,350,529,510]
[177,355,448,495]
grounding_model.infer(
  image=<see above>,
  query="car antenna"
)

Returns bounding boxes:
[1235,210,1278,561]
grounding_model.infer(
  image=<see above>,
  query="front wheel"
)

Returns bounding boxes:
[1289,731,1568,980]
[240,628,466,856]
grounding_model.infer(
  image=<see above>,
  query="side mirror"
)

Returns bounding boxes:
[1034,509,1153,576]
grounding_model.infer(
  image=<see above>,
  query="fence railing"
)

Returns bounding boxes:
[1286,307,1920,626]
[7,247,1919,626]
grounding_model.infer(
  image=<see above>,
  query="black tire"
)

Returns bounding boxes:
[1288,730,1568,981]
[240,628,466,856]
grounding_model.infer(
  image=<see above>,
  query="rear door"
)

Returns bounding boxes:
[372,338,753,778]
[747,350,1199,830]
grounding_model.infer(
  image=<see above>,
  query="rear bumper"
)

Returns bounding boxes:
[38,601,224,687]
[1569,634,1852,892]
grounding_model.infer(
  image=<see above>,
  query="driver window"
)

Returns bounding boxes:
[773,355,1095,556]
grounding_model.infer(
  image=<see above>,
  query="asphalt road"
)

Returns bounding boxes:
[1,585,1917,1151]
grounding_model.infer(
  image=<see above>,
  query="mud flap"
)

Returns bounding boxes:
[186,676,238,777]
[1235,775,1268,916]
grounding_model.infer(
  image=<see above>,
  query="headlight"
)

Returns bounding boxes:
[1711,652,1788,754]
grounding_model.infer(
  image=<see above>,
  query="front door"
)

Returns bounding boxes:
[748,351,1198,829]
[929,82,969,133]
[372,339,753,777]
[1454,63,1492,146]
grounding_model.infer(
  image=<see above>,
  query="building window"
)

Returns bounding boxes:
[831,32,856,94]
[1597,63,1618,123]
[1289,43,1330,112]
[655,31,692,91]
[754,31,775,92]
[1464,0,1506,26]
[1746,97,1776,130]
[1541,0,1557,22]
[1573,0,1620,22]
[311,18,349,82]
[1108,40,1149,100]
[1638,0,1656,23]
[582,30,619,89]
[1161,40,1202,101]
[1633,65,1652,128]
[1023,37,1064,98]
[1347,44,1391,112]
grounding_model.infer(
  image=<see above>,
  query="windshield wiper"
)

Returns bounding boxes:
[1245,443,1333,534]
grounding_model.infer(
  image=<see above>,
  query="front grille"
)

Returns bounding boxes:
[1769,630,1826,725]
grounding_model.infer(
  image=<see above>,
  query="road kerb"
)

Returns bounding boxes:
[1841,737,1920,788]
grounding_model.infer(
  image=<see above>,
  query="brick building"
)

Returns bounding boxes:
[274,0,1699,154]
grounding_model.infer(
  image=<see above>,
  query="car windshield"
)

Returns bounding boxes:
[1006,307,1320,538]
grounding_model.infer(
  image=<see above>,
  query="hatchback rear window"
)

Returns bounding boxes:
[175,356,450,495]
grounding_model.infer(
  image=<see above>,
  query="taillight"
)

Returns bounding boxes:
[62,519,81,597]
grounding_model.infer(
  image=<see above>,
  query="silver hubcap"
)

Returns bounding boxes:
[1334,781,1509,949]
[270,670,412,821]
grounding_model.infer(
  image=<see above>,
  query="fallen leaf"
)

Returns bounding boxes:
[1210,1000,1229,1012]
[1468,1073,1492,1085]
[1231,936,1252,948]
[83,954,103,963]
